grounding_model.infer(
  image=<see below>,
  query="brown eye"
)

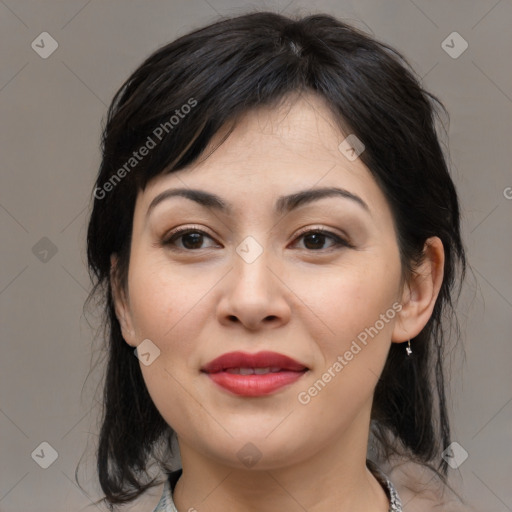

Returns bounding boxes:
[293,229,353,251]
[162,227,219,251]
[160,226,353,252]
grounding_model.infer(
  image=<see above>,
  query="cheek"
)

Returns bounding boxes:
[294,259,401,414]
[127,251,205,343]
[126,257,209,432]
[293,266,399,428]
[298,256,400,343]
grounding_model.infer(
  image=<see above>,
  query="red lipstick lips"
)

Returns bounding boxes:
[201,351,308,397]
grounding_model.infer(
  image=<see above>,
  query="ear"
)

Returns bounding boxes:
[392,236,445,344]
[110,253,137,347]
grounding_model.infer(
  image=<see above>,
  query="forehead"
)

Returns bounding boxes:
[136,92,391,224]
[200,92,349,168]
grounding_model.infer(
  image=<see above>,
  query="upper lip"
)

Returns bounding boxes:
[201,351,308,373]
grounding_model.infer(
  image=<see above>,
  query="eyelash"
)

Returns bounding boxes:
[160,225,354,252]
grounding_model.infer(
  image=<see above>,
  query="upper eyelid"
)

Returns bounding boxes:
[164,224,345,238]
[163,225,214,239]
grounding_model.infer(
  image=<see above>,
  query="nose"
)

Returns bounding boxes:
[216,246,291,331]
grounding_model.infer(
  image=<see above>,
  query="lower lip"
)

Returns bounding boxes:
[204,370,306,396]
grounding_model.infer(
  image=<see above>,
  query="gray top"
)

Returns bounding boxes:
[152,460,403,511]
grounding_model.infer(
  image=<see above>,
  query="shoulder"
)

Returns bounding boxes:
[152,478,174,512]
[109,479,167,512]
[378,457,478,512]
[152,469,182,512]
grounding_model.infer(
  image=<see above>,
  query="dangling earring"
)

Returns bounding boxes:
[406,339,412,356]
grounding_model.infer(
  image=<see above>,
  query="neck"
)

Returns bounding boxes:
[172,408,389,512]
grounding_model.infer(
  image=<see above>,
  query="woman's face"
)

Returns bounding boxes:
[114,93,406,470]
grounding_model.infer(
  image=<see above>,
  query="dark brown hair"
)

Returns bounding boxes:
[83,10,466,508]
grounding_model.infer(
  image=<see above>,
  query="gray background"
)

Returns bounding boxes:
[1,1,511,511]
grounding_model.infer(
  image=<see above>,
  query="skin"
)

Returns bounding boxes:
[111,91,445,512]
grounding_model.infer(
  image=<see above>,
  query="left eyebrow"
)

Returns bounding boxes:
[145,186,371,220]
